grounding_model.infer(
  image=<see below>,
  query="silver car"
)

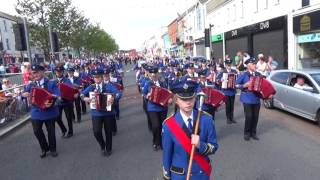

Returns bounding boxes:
[264,69,320,125]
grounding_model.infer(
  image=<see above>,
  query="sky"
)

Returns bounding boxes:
[0,0,197,50]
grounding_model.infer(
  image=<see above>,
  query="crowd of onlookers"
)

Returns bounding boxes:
[214,51,279,76]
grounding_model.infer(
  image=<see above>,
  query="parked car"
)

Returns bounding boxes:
[264,69,320,125]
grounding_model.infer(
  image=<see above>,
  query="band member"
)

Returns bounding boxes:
[81,69,120,156]
[181,63,198,82]
[217,59,237,124]
[143,66,170,151]
[67,67,82,123]
[22,64,60,158]
[197,70,217,120]
[162,80,218,180]
[103,68,123,136]
[78,65,90,114]
[54,66,77,138]
[164,62,177,90]
[110,69,123,121]
[140,64,152,131]
[236,58,261,141]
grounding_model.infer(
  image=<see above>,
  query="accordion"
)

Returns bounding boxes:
[31,87,56,110]
[58,83,79,101]
[89,92,113,111]
[221,73,237,89]
[248,76,276,99]
[80,76,92,86]
[206,73,216,83]
[112,82,124,91]
[148,86,173,107]
[202,87,226,108]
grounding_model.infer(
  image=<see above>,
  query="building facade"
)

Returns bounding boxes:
[289,0,320,69]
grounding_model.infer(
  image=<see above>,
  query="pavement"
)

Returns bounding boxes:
[1,64,320,180]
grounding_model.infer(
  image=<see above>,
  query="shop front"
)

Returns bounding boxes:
[293,10,320,69]
[225,16,287,69]
[194,37,205,57]
[211,33,224,61]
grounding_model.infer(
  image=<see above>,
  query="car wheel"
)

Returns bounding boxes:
[316,110,320,127]
[263,98,274,109]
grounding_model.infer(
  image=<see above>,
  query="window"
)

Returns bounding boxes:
[255,0,259,13]
[271,72,290,85]
[241,0,244,18]
[6,38,10,50]
[289,73,314,89]
[3,20,7,32]
[302,0,310,7]
[311,73,320,86]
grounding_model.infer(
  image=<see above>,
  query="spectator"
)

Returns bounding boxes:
[256,53,268,76]
[234,51,242,67]
[23,63,33,85]
[0,64,5,74]
[294,76,312,90]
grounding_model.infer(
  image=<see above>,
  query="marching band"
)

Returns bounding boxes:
[23,55,276,180]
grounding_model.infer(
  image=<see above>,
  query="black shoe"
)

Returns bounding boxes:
[101,149,107,156]
[251,135,259,141]
[106,150,112,157]
[227,120,232,124]
[153,144,160,151]
[40,150,48,158]
[77,119,81,123]
[61,131,66,138]
[244,135,250,141]
[64,133,73,138]
[50,151,58,157]
[231,120,237,124]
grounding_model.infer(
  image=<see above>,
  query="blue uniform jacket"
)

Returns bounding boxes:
[81,82,121,117]
[142,79,168,112]
[162,110,218,180]
[25,78,60,120]
[236,71,261,104]
[216,69,237,96]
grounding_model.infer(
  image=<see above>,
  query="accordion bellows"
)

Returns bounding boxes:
[202,87,226,108]
[248,76,276,99]
[31,87,56,110]
[58,83,79,101]
[148,86,173,107]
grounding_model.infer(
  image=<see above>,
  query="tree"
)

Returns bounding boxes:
[15,0,118,60]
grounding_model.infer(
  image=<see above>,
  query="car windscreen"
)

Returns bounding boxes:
[311,73,320,86]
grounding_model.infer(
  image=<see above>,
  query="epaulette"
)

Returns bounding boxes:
[163,113,174,124]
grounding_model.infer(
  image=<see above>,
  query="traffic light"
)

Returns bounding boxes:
[51,32,59,52]
[13,23,27,51]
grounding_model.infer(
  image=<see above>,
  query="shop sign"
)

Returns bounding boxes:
[293,10,320,34]
[298,33,320,43]
[211,33,224,42]
[300,15,311,32]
